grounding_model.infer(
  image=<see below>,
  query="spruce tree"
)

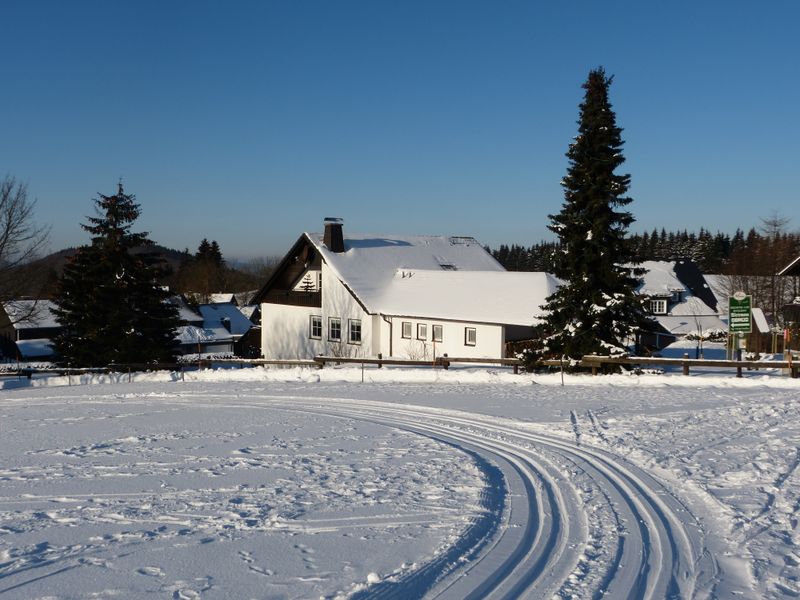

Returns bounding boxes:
[53,184,180,366]
[534,68,647,362]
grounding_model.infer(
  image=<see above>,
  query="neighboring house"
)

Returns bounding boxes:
[236,304,262,357]
[171,296,255,357]
[198,302,254,356]
[0,300,61,360]
[254,219,557,360]
[637,261,727,350]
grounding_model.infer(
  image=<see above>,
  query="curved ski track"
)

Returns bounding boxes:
[188,394,729,599]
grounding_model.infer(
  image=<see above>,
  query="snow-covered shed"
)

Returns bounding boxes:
[0,300,60,360]
[254,219,555,360]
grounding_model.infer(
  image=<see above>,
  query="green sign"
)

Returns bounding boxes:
[729,292,752,334]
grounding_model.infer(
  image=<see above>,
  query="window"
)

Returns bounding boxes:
[329,317,342,342]
[465,327,477,346]
[650,299,668,315]
[310,316,322,339]
[401,321,412,339]
[318,271,323,291]
[349,319,362,344]
[432,324,443,342]
[417,323,427,340]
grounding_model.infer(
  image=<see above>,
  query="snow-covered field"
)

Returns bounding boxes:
[1,364,799,598]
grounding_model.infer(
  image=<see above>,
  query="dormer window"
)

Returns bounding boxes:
[650,299,668,314]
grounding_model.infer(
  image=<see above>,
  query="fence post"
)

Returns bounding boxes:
[377,353,382,369]
[682,353,690,376]
[736,346,743,378]
[442,353,449,370]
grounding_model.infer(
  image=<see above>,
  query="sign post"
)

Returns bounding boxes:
[728,292,752,373]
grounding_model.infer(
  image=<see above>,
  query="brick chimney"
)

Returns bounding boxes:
[323,217,345,253]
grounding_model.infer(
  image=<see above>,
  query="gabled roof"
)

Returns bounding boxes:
[305,232,504,312]
[373,270,560,326]
[637,261,688,297]
[2,300,59,330]
[209,293,236,305]
[168,296,204,324]
[198,302,253,336]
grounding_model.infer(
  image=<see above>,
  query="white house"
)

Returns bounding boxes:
[637,260,727,349]
[254,219,558,360]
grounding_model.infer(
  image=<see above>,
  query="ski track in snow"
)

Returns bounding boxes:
[1,376,797,598]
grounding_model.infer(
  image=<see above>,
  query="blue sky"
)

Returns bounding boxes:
[2,1,798,260]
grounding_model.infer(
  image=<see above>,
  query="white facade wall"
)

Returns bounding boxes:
[320,265,373,358]
[260,263,374,359]
[383,316,505,360]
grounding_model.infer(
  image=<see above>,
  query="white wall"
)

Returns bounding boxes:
[261,263,374,359]
[383,316,504,359]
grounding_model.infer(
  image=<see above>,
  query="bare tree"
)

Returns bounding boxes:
[0,177,50,317]
[723,212,800,327]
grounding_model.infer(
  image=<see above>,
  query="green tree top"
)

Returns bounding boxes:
[53,184,180,366]
[533,67,648,364]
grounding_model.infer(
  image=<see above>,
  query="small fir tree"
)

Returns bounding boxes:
[53,184,180,366]
[531,68,648,365]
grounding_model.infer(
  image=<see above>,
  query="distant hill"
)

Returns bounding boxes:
[20,244,269,299]
[30,243,188,277]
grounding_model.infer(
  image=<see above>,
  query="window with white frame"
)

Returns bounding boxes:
[432,324,443,342]
[348,319,362,344]
[650,299,668,315]
[310,315,322,339]
[417,323,427,340]
[465,327,477,346]
[401,321,412,339]
[329,317,342,342]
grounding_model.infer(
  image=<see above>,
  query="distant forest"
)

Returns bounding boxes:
[490,226,800,276]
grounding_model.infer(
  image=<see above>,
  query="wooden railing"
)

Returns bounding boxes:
[579,354,800,378]
[3,354,797,381]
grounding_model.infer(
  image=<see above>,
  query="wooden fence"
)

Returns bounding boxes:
[2,354,798,381]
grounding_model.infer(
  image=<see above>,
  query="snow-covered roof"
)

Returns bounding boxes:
[238,305,258,321]
[307,232,504,312]
[702,275,730,315]
[2,300,59,330]
[751,307,770,333]
[636,262,727,335]
[198,302,253,336]
[209,293,236,304]
[15,338,55,358]
[168,297,204,324]
[636,261,686,296]
[373,270,559,326]
[651,314,728,336]
[175,325,233,345]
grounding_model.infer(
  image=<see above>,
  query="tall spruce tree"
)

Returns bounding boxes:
[535,68,647,361]
[53,184,180,366]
